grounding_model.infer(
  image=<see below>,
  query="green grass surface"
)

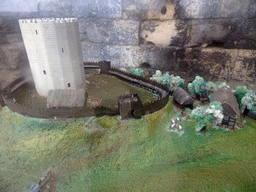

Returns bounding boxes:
[0,99,256,191]
[10,74,156,109]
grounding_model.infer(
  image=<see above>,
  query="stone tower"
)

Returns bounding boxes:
[19,18,85,97]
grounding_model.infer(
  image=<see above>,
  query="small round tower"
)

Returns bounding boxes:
[19,18,85,97]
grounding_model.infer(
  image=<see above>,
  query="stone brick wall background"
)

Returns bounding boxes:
[0,0,256,91]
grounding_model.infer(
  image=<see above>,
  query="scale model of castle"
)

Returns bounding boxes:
[19,18,85,97]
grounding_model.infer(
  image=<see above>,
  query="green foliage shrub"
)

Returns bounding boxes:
[234,86,256,115]
[189,101,223,131]
[206,81,218,93]
[169,76,185,92]
[129,65,144,77]
[150,70,185,91]
[188,83,195,95]
[234,86,247,105]
[241,90,256,115]
[188,76,208,96]
[188,76,229,96]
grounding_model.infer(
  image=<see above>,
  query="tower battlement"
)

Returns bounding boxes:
[18,18,78,24]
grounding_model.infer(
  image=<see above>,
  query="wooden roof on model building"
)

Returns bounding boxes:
[173,87,194,106]
[209,87,240,119]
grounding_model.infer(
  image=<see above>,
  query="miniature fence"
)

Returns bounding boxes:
[1,62,170,118]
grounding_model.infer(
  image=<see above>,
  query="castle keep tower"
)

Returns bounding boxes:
[19,18,85,97]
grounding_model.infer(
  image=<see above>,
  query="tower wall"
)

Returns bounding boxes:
[18,18,85,97]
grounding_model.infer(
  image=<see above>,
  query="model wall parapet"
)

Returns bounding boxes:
[1,64,170,119]
[18,18,78,24]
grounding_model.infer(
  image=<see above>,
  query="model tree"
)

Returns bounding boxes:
[150,70,184,91]
[188,76,208,96]
[234,86,256,115]
[234,86,247,105]
[189,101,224,131]
[169,76,185,92]
[241,90,256,115]
[188,76,229,97]
[129,65,144,77]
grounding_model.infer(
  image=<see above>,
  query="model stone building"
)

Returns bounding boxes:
[19,18,85,97]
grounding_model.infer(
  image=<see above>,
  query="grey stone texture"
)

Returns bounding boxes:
[47,89,86,108]
[184,19,231,47]
[0,0,38,12]
[120,45,176,70]
[224,19,256,49]
[177,0,255,19]
[38,0,122,19]
[81,43,121,67]
[122,0,175,20]
[184,18,256,49]
[0,43,28,70]
[0,17,22,44]
[81,43,178,70]
[79,18,139,45]
[140,18,256,49]
[0,17,28,70]
[172,48,256,89]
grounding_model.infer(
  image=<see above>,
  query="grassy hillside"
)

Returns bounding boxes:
[0,100,255,191]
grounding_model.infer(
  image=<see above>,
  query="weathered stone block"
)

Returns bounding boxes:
[140,20,184,47]
[81,42,121,67]
[248,1,256,18]
[79,18,139,45]
[47,89,86,108]
[7,34,22,43]
[177,0,220,19]
[122,0,175,20]
[0,18,22,44]
[177,48,256,89]
[184,19,231,47]
[217,0,251,19]
[200,48,256,82]
[39,0,121,18]
[178,0,254,19]
[182,18,256,50]
[0,43,28,70]
[81,42,178,70]
[120,45,178,70]
[0,0,38,12]
[224,19,256,50]
[38,0,74,17]
[75,0,121,18]
[81,44,256,89]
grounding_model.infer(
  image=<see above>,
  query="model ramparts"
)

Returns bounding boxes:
[1,62,170,118]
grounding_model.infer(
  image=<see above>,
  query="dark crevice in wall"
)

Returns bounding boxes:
[206,40,225,48]
[147,41,155,45]
[140,62,151,68]
[161,6,167,15]
[138,20,143,45]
